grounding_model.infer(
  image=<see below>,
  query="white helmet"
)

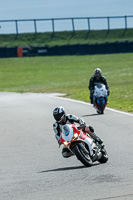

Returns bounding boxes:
[94,68,102,78]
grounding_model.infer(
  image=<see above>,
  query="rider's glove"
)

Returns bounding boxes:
[79,118,86,127]
[89,126,94,132]
[78,119,86,131]
[107,90,110,96]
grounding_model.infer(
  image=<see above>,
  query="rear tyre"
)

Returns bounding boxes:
[72,143,92,167]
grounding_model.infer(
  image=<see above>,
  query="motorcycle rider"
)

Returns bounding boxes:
[53,106,103,158]
[88,68,110,104]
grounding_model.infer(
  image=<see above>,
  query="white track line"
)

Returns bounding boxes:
[50,93,133,117]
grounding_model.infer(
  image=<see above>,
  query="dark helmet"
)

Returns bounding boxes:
[94,68,102,78]
[53,106,66,124]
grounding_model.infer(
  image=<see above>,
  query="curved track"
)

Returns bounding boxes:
[0,93,133,200]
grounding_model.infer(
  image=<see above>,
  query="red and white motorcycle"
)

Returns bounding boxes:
[60,124,108,167]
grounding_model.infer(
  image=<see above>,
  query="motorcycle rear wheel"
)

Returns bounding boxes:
[72,143,92,167]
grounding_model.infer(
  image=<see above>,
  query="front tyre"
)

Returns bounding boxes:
[72,143,92,167]
[97,110,104,114]
[99,98,105,114]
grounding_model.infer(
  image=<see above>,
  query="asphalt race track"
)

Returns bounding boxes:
[0,92,133,200]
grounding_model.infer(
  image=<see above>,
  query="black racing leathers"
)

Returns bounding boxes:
[89,75,109,92]
[88,75,110,103]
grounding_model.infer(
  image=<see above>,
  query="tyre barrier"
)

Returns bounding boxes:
[0,41,133,58]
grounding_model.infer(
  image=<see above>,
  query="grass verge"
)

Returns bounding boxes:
[0,53,133,113]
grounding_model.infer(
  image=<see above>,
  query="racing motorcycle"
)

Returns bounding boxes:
[93,83,108,114]
[60,124,108,167]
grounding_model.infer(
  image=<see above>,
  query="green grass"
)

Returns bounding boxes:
[0,53,133,113]
[0,29,133,47]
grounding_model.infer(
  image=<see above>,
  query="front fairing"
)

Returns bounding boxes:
[60,124,80,146]
[60,124,97,156]
[93,83,107,98]
[62,124,74,142]
[93,83,107,112]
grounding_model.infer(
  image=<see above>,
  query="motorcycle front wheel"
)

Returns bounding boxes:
[72,143,92,167]
[97,98,105,114]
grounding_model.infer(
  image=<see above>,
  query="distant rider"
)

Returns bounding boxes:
[88,68,110,104]
[53,106,103,158]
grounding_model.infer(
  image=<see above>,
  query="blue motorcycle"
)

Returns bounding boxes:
[93,83,108,114]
